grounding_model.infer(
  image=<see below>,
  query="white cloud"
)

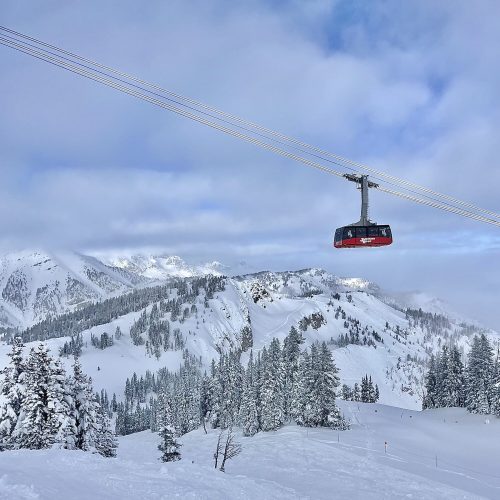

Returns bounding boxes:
[0,0,499,327]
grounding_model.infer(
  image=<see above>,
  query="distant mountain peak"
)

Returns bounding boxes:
[96,252,226,280]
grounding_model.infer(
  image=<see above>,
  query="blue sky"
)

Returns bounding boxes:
[1,0,499,328]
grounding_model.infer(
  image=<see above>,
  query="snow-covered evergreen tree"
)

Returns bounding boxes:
[282,326,304,418]
[353,383,360,402]
[49,358,76,449]
[260,339,285,431]
[436,345,450,407]
[446,345,465,407]
[95,404,118,457]
[0,337,26,449]
[422,354,438,409]
[217,352,243,429]
[293,342,347,429]
[367,376,377,403]
[69,358,100,451]
[240,351,259,436]
[1,344,116,456]
[157,393,181,462]
[14,344,64,449]
[466,334,494,414]
[341,384,353,401]
[199,374,213,432]
[209,358,223,429]
[360,375,370,403]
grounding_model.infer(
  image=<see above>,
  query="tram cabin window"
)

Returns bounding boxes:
[380,226,391,238]
[355,227,367,238]
[344,228,354,239]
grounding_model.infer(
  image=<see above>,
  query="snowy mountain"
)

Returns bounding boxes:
[0,260,496,411]
[0,250,234,332]
[1,255,499,499]
[0,250,140,330]
[97,253,229,280]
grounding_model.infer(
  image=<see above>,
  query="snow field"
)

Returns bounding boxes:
[1,402,499,499]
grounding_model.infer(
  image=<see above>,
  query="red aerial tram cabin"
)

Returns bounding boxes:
[334,225,392,248]
[333,174,393,249]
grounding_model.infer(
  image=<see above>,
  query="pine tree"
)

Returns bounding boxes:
[446,345,465,407]
[157,394,181,462]
[293,342,346,429]
[15,344,60,449]
[95,404,118,457]
[353,383,360,402]
[260,339,285,431]
[48,358,76,449]
[240,352,259,436]
[219,352,243,429]
[282,326,304,418]
[341,384,353,401]
[316,342,343,427]
[199,374,212,432]
[208,359,221,429]
[436,345,449,407]
[0,337,26,449]
[422,354,438,409]
[115,326,122,340]
[367,376,376,403]
[360,375,369,403]
[291,349,309,423]
[465,335,494,414]
[69,358,100,451]
[111,393,118,412]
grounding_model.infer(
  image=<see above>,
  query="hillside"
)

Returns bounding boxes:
[0,251,141,331]
[0,256,496,411]
[0,251,232,332]
[1,402,499,499]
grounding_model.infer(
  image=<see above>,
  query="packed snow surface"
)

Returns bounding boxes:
[1,402,499,499]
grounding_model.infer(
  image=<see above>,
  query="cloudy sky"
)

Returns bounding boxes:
[1,0,499,328]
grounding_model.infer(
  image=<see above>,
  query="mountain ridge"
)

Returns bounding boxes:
[0,249,496,411]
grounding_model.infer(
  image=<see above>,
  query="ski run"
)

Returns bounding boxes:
[1,402,500,499]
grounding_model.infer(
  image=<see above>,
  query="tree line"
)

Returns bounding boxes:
[20,275,226,342]
[341,375,380,403]
[117,327,350,440]
[423,334,500,415]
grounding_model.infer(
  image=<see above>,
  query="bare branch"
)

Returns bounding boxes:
[219,427,242,472]
[213,430,224,469]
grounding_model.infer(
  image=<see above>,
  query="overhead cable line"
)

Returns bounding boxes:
[0,35,347,181]
[2,29,487,221]
[1,31,499,228]
[2,25,499,222]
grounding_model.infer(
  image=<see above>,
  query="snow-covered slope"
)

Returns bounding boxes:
[0,250,229,331]
[0,250,139,330]
[1,403,499,499]
[1,267,496,410]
